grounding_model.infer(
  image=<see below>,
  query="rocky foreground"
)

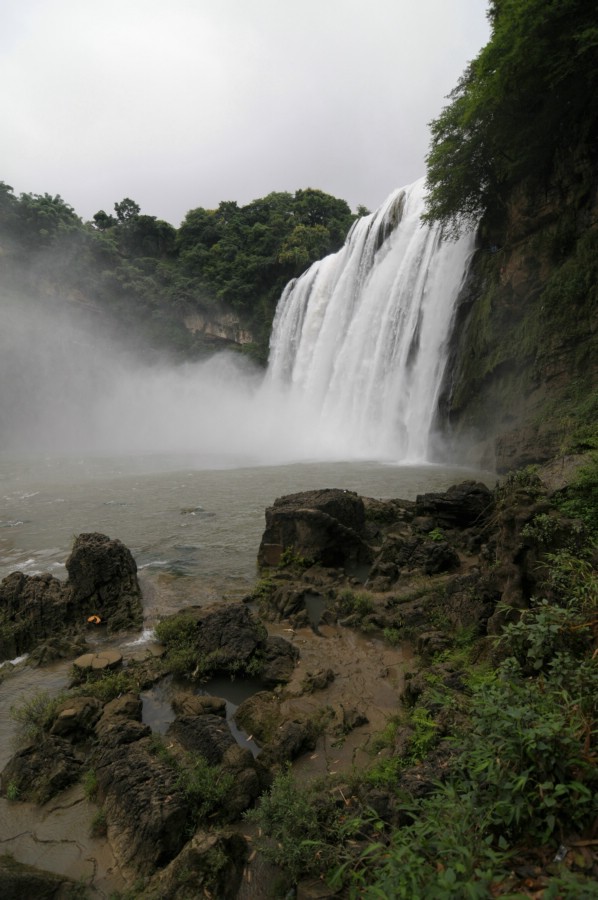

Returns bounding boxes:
[0,464,596,898]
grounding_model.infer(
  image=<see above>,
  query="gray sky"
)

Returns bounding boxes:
[0,0,490,226]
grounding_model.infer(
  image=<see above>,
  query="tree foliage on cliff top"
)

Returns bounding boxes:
[424,0,598,235]
[0,183,357,360]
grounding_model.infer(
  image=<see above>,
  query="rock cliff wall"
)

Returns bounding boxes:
[440,162,598,472]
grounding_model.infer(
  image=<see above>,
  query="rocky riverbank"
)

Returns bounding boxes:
[0,458,596,897]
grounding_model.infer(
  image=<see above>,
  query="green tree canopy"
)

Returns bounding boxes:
[424,0,598,235]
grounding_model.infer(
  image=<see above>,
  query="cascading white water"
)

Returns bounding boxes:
[266,177,476,463]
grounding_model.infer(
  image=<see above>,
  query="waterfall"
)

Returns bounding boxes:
[266,178,476,463]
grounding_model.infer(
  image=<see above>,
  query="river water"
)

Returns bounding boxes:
[0,453,494,592]
[0,453,494,892]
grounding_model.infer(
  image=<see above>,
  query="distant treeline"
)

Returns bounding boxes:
[0,183,364,361]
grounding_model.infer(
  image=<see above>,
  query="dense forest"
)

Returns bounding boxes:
[0,181,360,362]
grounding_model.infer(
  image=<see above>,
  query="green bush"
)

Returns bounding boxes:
[176,753,235,826]
[458,671,596,841]
[334,787,511,898]
[556,453,598,534]
[245,769,348,883]
[337,590,374,619]
[82,769,98,801]
[72,670,139,702]
[10,690,67,741]
[497,599,587,674]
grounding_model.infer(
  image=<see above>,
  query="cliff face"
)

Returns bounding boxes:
[184,309,255,349]
[440,162,598,472]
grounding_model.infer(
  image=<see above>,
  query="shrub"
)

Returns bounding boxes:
[497,599,587,674]
[90,807,107,838]
[337,590,374,618]
[457,672,596,841]
[333,787,511,898]
[245,769,347,883]
[176,753,235,826]
[10,690,67,741]
[555,453,598,534]
[82,769,98,801]
[72,670,139,702]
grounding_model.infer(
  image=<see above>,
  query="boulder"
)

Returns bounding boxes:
[219,744,266,816]
[94,735,189,875]
[163,602,266,673]
[235,691,282,746]
[258,489,371,569]
[415,481,494,528]
[260,719,319,765]
[0,532,144,662]
[49,695,103,739]
[0,572,69,661]
[65,532,143,632]
[0,856,76,900]
[146,830,247,900]
[259,635,299,685]
[171,692,227,717]
[1,736,82,804]
[167,714,237,764]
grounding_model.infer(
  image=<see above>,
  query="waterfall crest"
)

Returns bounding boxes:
[266,178,475,463]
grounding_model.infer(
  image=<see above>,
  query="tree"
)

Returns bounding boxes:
[114,198,140,223]
[423,0,598,236]
[92,209,117,230]
[15,192,80,247]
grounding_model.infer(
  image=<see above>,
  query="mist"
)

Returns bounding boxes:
[0,292,354,467]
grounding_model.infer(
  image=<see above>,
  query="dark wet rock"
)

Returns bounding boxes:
[102,691,143,720]
[172,692,227,717]
[158,603,298,688]
[95,735,188,876]
[258,488,371,569]
[167,714,237,764]
[0,855,76,900]
[49,695,103,740]
[146,830,247,900]
[1,736,82,804]
[0,572,70,661]
[369,533,460,584]
[297,879,342,899]
[235,691,321,764]
[28,634,88,666]
[355,786,402,825]
[259,635,299,685]
[65,532,143,632]
[266,584,316,620]
[260,719,319,765]
[164,602,267,674]
[416,630,452,657]
[419,541,461,575]
[397,742,457,799]
[415,481,494,528]
[0,532,144,662]
[302,667,335,693]
[94,691,150,745]
[219,744,268,816]
[338,706,368,733]
[235,691,281,746]
[97,718,152,747]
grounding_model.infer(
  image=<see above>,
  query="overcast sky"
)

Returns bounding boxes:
[0,0,490,226]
